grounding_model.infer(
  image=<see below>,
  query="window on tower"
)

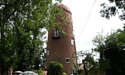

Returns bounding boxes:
[47,50,49,55]
[52,27,60,39]
[71,18,73,23]
[71,39,74,45]
[54,30,59,37]
[65,58,70,63]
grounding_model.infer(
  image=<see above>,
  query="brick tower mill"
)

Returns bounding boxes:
[46,4,77,75]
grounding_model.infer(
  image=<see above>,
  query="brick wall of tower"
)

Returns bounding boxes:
[46,4,77,75]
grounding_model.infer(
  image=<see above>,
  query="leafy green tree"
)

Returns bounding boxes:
[93,27,125,75]
[83,53,98,75]
[100,0,125,20]
[104,29,125,75]
[47,61,63,75]
[92,32,109,71]
[0,0,62,74]
[73,63,82,75]
[77,51,99,75]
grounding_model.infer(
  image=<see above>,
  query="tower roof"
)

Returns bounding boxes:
[57,4,71,13]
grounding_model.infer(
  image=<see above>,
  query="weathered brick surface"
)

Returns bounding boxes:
[46,4,77,75]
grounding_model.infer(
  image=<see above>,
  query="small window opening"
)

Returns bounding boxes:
[71,18,73,23]
[54,30,59,37]
[65,58,70,63]
[47,50,49,55]
[71,39,74,45]
[53,27,60,39]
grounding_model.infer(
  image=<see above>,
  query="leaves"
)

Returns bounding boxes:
[47,61,63,75]
[93,28,125,74]
[77,50,99,75]
[100,0,125,20]
[0,0,63,72]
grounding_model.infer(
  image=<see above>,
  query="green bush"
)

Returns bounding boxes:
[38,68,43,75]
[47,61,63,75]
[62,72,67,75]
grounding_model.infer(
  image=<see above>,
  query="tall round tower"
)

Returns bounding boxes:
[46,4,77,75]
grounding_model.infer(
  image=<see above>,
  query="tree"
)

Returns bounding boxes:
[73,63,82,75]
[77,51,99,75]
[104,29,125,75]
[47,61,63,75]
[100,0,125,20]
[0,0,62,74]
[92,32,109,71]
[93,27,125,75]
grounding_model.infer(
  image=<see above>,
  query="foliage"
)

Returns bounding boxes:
[0,0,62,74]
[92,32,110,70]
[38,68,43,75]
[62,72,67,75]
[83,53,99,75]
[93,27,125,75]
[73,63,82,75]
[100,0,125,20]
[104,29,125,75]
[47,61,63,75]
[77,51,99,75]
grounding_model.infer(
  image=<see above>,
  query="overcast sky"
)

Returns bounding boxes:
[60,0,124,52]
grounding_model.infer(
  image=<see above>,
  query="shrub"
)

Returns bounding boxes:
[47,61,63,75]
[38,68,43,75]
[62,72,67,75]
